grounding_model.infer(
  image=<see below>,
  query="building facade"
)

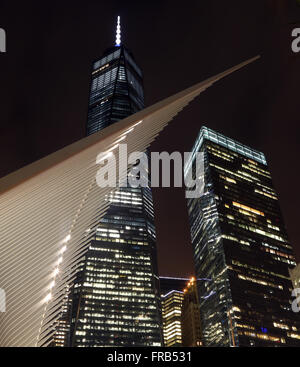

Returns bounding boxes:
[185,126,300,347]
[181,277,202,347]
[161,290,184,347]
[86,45,144,135]
[64,31,162,346]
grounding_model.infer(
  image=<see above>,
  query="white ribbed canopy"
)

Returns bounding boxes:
[0,56,259,346]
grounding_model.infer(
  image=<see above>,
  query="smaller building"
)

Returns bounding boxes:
[161,290,184,347]
[181,277,202,347]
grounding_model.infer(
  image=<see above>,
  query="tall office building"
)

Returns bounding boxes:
[181,277,202,347]
[86,17,144,135]
[64,18,162,347]
[185,126,300,347]
[161,290,184,347]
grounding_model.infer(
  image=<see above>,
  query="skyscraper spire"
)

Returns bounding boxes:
[115,15,121,46]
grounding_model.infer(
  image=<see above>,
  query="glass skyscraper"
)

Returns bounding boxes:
[86,45,144,135]
[57,27,162,347]
[185,126,300,347]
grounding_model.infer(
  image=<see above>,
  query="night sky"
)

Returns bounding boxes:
[0,1,299,277]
